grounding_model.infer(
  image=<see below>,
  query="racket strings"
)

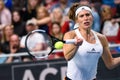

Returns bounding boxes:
[25,30,54,59]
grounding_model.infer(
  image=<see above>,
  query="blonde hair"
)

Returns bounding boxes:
[101,5,112,21]
[36,6,49,18]
[0,0,5,10]
[1,25,14,43]
[27,0,39,13]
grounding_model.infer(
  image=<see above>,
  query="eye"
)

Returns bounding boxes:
[86,13,90,16]
[79,14,84,18]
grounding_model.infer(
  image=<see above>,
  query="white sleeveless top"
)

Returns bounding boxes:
[67,29,103,80]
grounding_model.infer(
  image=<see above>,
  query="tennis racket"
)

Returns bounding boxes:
[25,29,76,59]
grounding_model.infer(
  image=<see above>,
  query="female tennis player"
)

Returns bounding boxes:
[63,3,120,80]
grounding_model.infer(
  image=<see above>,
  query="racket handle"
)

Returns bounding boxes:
[65,39,76,44]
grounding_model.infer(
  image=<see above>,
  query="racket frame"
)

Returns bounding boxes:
[25,29,54,59]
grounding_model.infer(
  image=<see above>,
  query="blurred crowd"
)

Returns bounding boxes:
[0,0,120,64]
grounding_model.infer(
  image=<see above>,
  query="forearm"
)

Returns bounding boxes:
[37,17,51,25]
[102,51,120,69]
[116,18,120,22]
[63,44,78,60]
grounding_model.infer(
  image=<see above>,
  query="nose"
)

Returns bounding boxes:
[83,15,89,20]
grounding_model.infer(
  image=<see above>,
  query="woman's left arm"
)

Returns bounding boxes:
[99,34,120,69]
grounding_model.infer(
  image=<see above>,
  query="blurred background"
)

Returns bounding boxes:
[0,0,120,80]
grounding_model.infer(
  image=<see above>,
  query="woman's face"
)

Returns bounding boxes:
[28,0,38,8]
[76,10,93,29]
[12,11,20,22]
[52,24,61,34]
[4,26,13,36]
[37,8,47,19]
[53,8,63,19]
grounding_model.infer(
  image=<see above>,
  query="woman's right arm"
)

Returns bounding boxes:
[31,17,51,25]
[63,31,82,60]
[36,17,51,25]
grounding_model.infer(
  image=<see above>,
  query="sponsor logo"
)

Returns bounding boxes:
[87,48,100,54]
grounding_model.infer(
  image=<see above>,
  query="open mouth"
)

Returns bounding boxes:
[84,22,90,26]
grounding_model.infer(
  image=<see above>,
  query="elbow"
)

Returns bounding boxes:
[105,61,115,70]
[64,53,73,61]
[106,64,114,70]
[63,50,71,61]
[64,54,71,61]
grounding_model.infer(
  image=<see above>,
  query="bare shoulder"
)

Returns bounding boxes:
[96,32,106,39]
[95,32,108,47]
[64,30,76,40]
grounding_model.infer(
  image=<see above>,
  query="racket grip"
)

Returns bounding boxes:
[65,39,76,44]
